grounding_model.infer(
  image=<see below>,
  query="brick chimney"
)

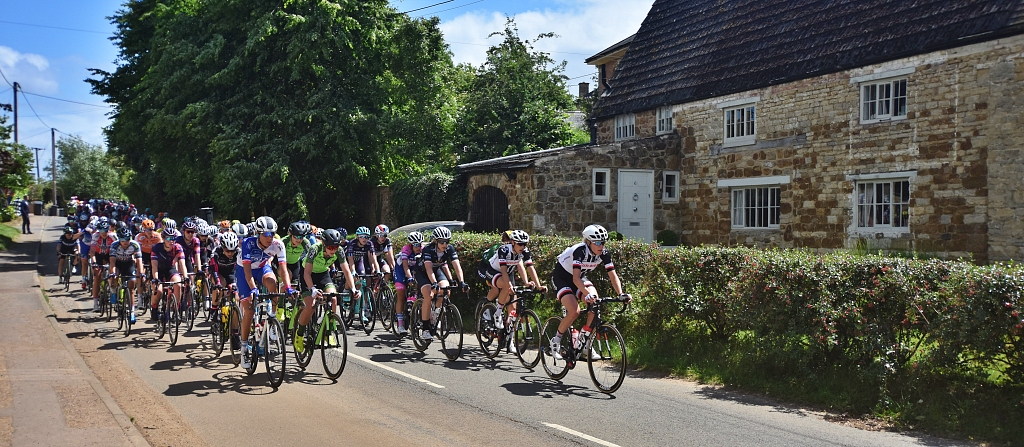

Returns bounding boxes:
[578,82,590,99]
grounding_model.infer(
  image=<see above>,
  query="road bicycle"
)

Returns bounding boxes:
[540,296,630,394]
[352,274,380,335]
[210,284,242,366]
[112,274,136,337]
[476,286,543,368]
[137,265,153,316]
[58,253,76,292]
[292,291,348,380]
[180,273,198,333]
[409,284,464,361]
[386,279,418,339]
[95,267,113,322]
[154,280,181,344]
[242,292,287,388]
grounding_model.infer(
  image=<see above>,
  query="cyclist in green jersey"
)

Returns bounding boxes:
[285,221,317,291]
[293,229,358,352]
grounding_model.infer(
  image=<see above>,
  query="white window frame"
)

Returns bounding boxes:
[848,171,915,235]
[593,168,611,202]
[859,77,908,124]
[719,175,789,230]
[614,114,635,141]
[662,171,679,204]
[656,106,673,135]
[717,97,759,148]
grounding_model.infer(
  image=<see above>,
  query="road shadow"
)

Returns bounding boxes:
[500,375,613,400]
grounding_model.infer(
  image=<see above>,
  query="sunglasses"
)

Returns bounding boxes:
[435,238,449,244]
[326,245,340,251]
[357,235,369,239]
[515,242,527,247]
[592,240,606,246]
[261,231,275,237]
[184,230,195,234]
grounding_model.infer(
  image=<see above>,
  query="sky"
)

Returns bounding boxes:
[0,0,654,178]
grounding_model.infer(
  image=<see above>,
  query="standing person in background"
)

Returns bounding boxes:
[19,195,31,234]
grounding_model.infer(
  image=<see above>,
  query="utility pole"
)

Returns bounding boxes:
[12,82,18,143]
[52,129,57,206]
[32,147,42,181]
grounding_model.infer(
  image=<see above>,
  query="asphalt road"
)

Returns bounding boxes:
[36,219,965,447]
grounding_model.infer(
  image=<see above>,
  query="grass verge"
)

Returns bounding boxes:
[0,221,21,251]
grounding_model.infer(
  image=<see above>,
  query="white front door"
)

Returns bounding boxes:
[617,169,654,242]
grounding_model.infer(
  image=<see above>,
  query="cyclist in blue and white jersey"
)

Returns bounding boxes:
[236,216,292,369]
[371,224,395,278]
[108,227,144,323]
[415,227,469,340]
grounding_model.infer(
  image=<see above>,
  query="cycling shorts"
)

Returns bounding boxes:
[157,267,180,283]
[235,263,275,299]
[114,260,137,277]
[393,268,407,291]
[413,268,447,288]
[93,254,110,266]
[287,262,303,291]
[59,244,78,255]
[303,271,336,296]
[551,271,593,301]
[477,264,504,289]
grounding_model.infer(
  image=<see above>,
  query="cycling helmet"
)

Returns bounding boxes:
[66,215,76,222]
[161,228,179,239]
[407,231,424,244]
[289,221,311,237]
[98,216,109,224]
[183,216,192,223]
[322,229,344,246]
[313,227,324,239]
[78,212,89,222]
[218,220,231,229]
[246,222,257,235]
[164,218,177,230]
[582,224,609,242]
[194,218,207,227]
[254,216,278,234]
[355,226,370,237]
[335,227,348,241]
[374,224,389,236]
[116,227,132,240]
[509,229,530,244]
[204,225,218,236]
[89,216,98,225]
[132,215,144,224]
[432,226,452,241]
[141,219,155,230]
[63,225,75,235]
[181,221,199,233]
[231,223,249,237]
[219,232,239,251]
[96,222,110,232]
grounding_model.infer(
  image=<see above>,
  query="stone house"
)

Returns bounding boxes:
[458,0,1024,263]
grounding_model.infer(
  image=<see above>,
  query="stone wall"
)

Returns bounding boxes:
[463,35,1024,262]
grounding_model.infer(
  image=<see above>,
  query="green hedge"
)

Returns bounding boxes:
[389,173,467,227]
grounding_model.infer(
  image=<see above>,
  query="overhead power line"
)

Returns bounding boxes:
[0,20,109,35]
[415,0,486,17]
[400,0,455,14]
[19,90,52,129]
[21,91,111,108]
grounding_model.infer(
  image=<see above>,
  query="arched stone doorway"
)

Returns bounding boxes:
[472,186,510,233]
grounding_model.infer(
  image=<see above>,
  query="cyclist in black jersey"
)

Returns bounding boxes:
[548,224,631,360]
[416,227,469,341]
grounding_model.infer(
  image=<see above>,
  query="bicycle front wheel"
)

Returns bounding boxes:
[293,302,314,369]
[476,302,501,359]
[211,316,224,357]
[321,313,348,380]
[588,323,627,394]
[409,300,430,352]
[361,290,376,335]
[540,317,570,380]
[169,298,180,346]
[378,285,395,333]
[157,295,168,340]
[184,287,196,333]
[116,286,126,332]
[264,319,286,388]
[121,288,133,337]
[439,303,463,361]
[228,302,241,366]
[514,309,542,369]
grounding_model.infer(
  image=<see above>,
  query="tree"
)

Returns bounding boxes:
[0,116,34,204]
[55,135,125,199]
[89,0,460,225]
[455,17,576,164]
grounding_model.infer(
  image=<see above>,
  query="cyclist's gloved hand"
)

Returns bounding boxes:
[405,279,416,288]
[309,286,319,297]
[250,289,259,300]
[151,277,159,284]
[620,293,632,303]
[286,287,295,296]
[430,282,439,290]
[460,281,469,292]
[583,293,598,304]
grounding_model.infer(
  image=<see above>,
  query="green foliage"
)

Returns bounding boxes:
[655,229,679,246]
[455,17,576,164]
[389,173,466,226]
[54,135,126,199]
[0,206,16,223]
[0,116,35,196]
[0,221,19,250]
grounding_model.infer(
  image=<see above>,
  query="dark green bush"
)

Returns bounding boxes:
[656,229,679,246]
[0,206,15,222]
[389,173,467,226]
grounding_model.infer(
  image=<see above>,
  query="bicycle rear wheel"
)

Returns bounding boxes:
[244,323,259,376]
[476,302,501,359]
[514,309,542,369]
[321,313,348,380]
[184,287,196,333]
[157,294,168,340]
[409,300,430,352]
[228,302,241,366]
[211,316,224,357]
[378,285,395,333]
[264,319,286,388]
[540,317,570,380]
[588,324,627,394]
[341,293,356,327]
[439,303,463,361]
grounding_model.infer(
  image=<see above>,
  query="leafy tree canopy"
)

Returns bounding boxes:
[0,116,34,201]
[54,135,126,200]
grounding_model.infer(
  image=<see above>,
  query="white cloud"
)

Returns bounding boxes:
[439,0,655,79]
[0,46,58,94]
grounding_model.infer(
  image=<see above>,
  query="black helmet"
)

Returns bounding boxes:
[63,225,75,235]
[322,229,344,246]
[289,221,311,237]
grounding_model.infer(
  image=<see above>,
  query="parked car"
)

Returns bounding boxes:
[391,220,466,235]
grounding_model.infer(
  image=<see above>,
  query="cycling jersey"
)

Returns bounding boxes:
[237,236,287,269]
[90,234,118,255]
[151,242,184,271]
[370,236,392,259]
[58,234,78,248]
[198,235,217,265]
[135,232,162,254]
[487,244,534,275]
[78,228,95,253]
[212,248,239,273]
[110,240,143,262]
[305,243,339,274]
[285,235,315,265]
[419,242,458,271]
[554,242,614,278]
[346,240,376,273]
[175,234,201,262]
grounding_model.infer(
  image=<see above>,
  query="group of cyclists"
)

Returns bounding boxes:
[55,198,631,382]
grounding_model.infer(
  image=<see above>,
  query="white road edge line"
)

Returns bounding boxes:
[348,353,445,389]
[542,422,621,447]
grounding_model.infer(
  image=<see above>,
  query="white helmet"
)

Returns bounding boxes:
[407,231,424,244]
[432,226,452,241]
[231,223,249,237]
[254,216,278,234]
[582,224,609,242]
[219,231,239,251]
[509,229,530,244]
